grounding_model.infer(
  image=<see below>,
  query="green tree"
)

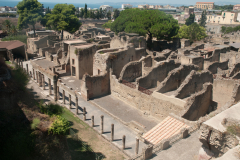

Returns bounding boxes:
[113,9,120,19]
[110,9,179,49]
[107,11,111,20]
[221,26,227,33]
[185,14,195,26]
[80,8,84,18]
[99,8,103,19]
[199,10,207,28]
[84,3,88,18]
[102,20,112,28]
[46,4,81,40]
[95,10,100,19]
[17,0,43,37]
[2,20,12,33]
[176,23,207,43]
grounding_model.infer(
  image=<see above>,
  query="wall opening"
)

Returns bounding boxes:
[72,66,76,76]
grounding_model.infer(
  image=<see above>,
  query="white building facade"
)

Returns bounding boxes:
[100,5,113,12]
[121,4,133,9]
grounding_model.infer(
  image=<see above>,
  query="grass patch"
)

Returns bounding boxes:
[5,61,11,64]
[31,118,40,130]
[12,66,29,91]
[227,124,240,137]
[1,34,28,44]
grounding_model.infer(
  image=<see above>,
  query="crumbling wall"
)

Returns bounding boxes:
[119,61,142,82]
[213,79,238,108]
[141,55,153,75]
[207,60,229,74]
[110,36,146,49]
[175,70,213,99]
[181,56,204,70]
[110,74,183,120]
[156,65,199,93]
[136,61,181,89]
[39,43,61,57]
[81,73,110,100]
[181,83,212,121]
[229,63,240,77]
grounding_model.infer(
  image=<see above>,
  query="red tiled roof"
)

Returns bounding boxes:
[0,40,25,50]
[142,116,189,145]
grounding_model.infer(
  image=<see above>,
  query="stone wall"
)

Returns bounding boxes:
[39,43,61,57]
[175,70,213,99]
[136,61,181,89]
[181,56,204,70]
[110,74,183,120]
[156,65,199,93]
[81,73,110,100]
[207,60,229,74]
[119,61,142,82]
[110,36,146,49]
[229,63,240,77]
[181,83,212,121]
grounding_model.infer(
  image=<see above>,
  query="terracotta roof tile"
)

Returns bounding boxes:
[0,40,25,50]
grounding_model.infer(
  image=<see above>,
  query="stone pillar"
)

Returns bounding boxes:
[33,69,35,80]
[111,124,114,141]
[42,74,45,90]
[69,94,71,109]
[75,96,78,115]
[48,79,51,95]
[136,138,139,155]
[91,116,94,127]
[21,60,23,68]
[39,72,42,87]
[122,135,126,150]
[57,86,59,100]
[53,76,57,101]
[63,90,65,104]
[26,64,28,74]
[83,107,86,121]
[36,71,39,83]
[101,115,104,134]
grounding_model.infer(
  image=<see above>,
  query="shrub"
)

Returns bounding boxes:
[12,66,29,90]
[1,35,28,44]
[227,124,240,137]
[38,102,63,116]
[31,118,40,130]
[48,116,70,135]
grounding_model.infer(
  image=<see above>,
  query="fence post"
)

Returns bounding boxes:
[101,115,104,134]
[57,86,59,100]
[92,115,94,127]
[39,72,42,87]
[83,107,86,121]
[136,138,139,155]
[122,135,126,150]
[42,74,45,90]
[36,71,39,83]
[63,90,65,104]
[111,124,114,141]
[33,69,35,80]
[26,63,28,74]
[48,78,51,95]
[75,96,78,115]
[69,94,71,109]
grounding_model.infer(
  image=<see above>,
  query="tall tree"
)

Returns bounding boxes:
[80,8,84,18]
[107,11,111,20]
[185,14,195,26]
[2,20,12,33]
[17,0,43,37]
[176,23,207,43]
[95,10,100,20]
[199,10,207,28]
[84,4,88,18]
[113,9,120,19]
[99,8,103,19]
[110,9,179,49]
[46,4,81,40]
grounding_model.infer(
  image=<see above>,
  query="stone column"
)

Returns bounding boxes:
[101,115,104,134]
[63,90,65,104]
[122,135,126,150]
[53,76,57,101]
[36,71,39,83]
[48,78,51,95]
[83,107,86,121]
[57,86,59,100]
[111,124,114,141]
[91,116,94,127]
[75,96,78,115]
[42,74,45,90]
[69,94,71,109]
[39,72,42,87]
[26,64,28,74]
[33,69,35,80]
[136,138,139,155]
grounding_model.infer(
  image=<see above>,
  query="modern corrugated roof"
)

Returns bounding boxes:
[142,116,189,145]
[0,40,25,50]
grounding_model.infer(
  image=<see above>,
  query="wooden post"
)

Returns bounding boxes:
[39,72,42,87]
[83,107,86,121]
[75,96,78,115]
[33,69,35,80]
[92,115,94,127]
[63,90,65,104]
[57,86,59,100]
[136,138,139,155]
[122,135,126,150]
[101,115,104,134]
[69,94,71,109]
[36,71,39,83]
[48,78,51,95]
[53,76,57,101]
[111,124,114,141]
[42,74,45,90]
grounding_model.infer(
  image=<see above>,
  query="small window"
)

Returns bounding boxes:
[98,69,100,75]
[72,59,75,65]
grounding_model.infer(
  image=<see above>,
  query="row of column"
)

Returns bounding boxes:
[31,65,140,155]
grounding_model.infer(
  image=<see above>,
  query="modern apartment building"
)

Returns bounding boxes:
[122,4,133,9]
[99,5,113,12]
[233,4,240,11]
[195,2,214,10]
[206,11,240,24]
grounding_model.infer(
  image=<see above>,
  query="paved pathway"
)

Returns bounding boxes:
[23,59,147,158]
[151,130,202,160]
